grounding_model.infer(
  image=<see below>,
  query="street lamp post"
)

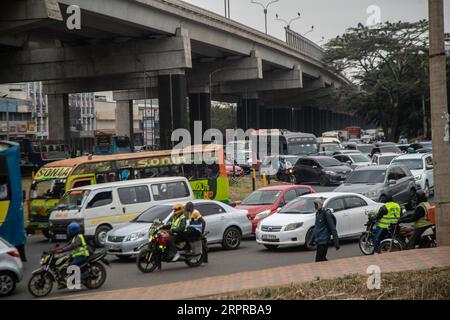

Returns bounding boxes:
[303,25,315,36]
[275,12,301,30]
[251,0,280,34]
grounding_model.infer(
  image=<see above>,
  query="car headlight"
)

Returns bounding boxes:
[365,191,379,198]
[284,222,304,231]
[255,210,272,220]
[324,170,337,175]
[414,175,422,181]
[126,231,147,242]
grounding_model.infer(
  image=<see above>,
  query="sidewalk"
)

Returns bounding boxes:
[65,246,450,300]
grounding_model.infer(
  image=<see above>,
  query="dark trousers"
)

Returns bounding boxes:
[407,226,432,249]
[373,227,389,253]
[70,256,88,267]
[315,244,329,262]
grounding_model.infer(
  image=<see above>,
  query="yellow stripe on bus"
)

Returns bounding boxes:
[0,201,10,226]
[89,213,140,226]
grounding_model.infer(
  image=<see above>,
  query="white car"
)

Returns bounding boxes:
[371,152,399,165]
[256,192,382,250]
[333,153,372,169]
[0,238,23,297]
[391,153,434,196]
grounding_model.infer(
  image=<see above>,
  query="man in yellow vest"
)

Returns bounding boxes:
[373,193,401,254]
[398,190,433,249]
[165,204,188,262]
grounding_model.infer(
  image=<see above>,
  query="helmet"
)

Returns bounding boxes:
[67,222,81,237]
[383,193,393,203]
[173,204,185,216]
[416,190,428,203]
[407,147,415,154]
[189,210,202,220]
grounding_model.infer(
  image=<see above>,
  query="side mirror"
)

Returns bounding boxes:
[388,179,397,185]
[276,207,282,212]
[346,161,352,165]
[312,165,318,169]
[426,165,433,170]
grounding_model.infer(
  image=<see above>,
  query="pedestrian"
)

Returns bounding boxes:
[312,198,340,262]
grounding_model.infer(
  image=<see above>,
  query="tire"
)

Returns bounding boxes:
[424,181,430,198]
[264,244,279,251]
[185,254,204,268]
[28,272,53,298]
[304,228,317,251]
[83,262,107,290]
[319,175,328,186]
[136,248,159,273]
[359,233,375,255]
[222,227,241,250]
[42,229,51,240]
[406,189,418,210]
[379,239,403,253]
[0,271,16,297]
[94,225,112,247]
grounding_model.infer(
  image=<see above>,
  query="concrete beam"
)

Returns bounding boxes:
[215,65,303,94]
[0,30,192,84]
[113,87,159,101]
[43,73,158,95]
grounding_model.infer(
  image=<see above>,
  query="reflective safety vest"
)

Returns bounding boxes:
[71,234,90,258]
[170,214,186,234]
[414,202,433,229]
[377,202,401,229]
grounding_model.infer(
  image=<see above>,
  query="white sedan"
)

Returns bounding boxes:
[255,192,382,250]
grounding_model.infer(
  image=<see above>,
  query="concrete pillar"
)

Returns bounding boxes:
[115,100,134,147]
[237,98,260,130]
[47,93,70,143]
[158,74,188,149]
[189,93,211,137]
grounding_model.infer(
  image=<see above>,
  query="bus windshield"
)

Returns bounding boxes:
[30,179,66,199]
[287,143,318,155]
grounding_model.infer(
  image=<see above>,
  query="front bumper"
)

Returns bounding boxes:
[105,238,148,257]
[49,219,84,237]
[326,174,348,184]
[255,228,306,246]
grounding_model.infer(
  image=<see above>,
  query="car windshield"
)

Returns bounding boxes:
[57,190,91,209]
[287,143,318,155]
[316,157,342,167]
[356,145,373,153]
[241,190,282,205]
[345,169,386,184]
[132,205,174,223]
[279,198,319,214]
[30,179,66,199]
[380,146,401,153]
[349,154,371,163]
[392,159,423,170]
[320,144,342,153]
[378,155,397,165]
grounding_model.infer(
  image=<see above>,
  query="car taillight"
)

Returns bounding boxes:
[7,250,20,258]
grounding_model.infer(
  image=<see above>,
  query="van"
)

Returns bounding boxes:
[48,177,194,246]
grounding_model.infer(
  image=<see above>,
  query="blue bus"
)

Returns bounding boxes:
[93,133,132,155]
[0,141,26,259]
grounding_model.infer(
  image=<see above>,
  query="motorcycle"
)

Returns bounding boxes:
[136,220,208,273]
[358,210,379,255]
[379,222,436,253]
[28,247,110,298]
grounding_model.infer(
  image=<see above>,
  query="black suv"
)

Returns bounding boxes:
[293,156,353,186]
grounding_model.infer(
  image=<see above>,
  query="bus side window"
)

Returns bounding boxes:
[96,174,106,184]
[206,164,219,178]
[0,176,9,201]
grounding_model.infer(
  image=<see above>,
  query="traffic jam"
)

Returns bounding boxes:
[0,126,437,298]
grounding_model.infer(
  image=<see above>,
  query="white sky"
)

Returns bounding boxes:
[183,0,450,43]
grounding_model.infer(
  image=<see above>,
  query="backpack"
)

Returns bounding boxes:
[325,209,337,231]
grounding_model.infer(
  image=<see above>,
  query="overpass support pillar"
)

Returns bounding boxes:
[237,98,261,130]
[47,93,70,143]
[115,100,134,147]
[189,93,211,138]
[158,74,188,149]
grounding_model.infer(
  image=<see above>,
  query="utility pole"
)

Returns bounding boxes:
[429,0,450,246]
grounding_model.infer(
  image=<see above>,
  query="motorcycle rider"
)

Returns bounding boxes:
[51,222,90,288]
[184,202,208,263]
[165,204,188,262]
[373,193,401,254]
[397,190,433,249]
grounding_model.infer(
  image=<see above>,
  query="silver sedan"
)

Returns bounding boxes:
[0,238,23,297]
[105,200,252,258]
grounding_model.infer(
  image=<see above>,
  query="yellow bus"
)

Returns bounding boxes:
[27,144,229,237]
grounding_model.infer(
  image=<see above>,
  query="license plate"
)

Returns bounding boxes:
[38,223,48,229]
[262,234,277,240]
[108,245,121,251]
[56,234,67,240]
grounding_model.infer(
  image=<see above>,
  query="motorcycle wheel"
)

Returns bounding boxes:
[379,239,403,253]
[359,233,375,255]
[185,253,203,268]
[83,262,107,290]
[28,272,53,298]
[419,237,437,248]
[136,249,159,273]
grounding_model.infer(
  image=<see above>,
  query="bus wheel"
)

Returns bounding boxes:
[94,225,112,248]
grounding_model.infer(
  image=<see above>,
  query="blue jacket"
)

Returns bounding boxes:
[313,208,339,246]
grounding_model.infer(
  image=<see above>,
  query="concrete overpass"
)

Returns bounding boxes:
[0,0,364,148]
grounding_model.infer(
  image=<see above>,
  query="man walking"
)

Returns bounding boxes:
[312,198,340,262]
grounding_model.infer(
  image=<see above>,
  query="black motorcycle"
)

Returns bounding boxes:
[358,210,378,255]
[28,247,110,298]
[136,221,208,273]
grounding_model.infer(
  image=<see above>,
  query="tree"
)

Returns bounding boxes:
[324,21,430,141]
